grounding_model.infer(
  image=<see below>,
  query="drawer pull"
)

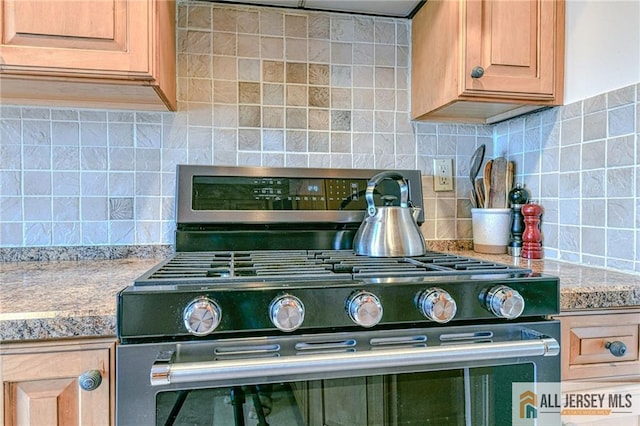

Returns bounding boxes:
[605,341,627,357]
[470,66,485,78]
[78,369,103,391]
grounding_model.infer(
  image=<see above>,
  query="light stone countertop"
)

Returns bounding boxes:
[1,251,640,342]
[0,258,159,342]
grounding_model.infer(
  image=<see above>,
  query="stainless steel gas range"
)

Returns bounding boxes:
[116,165,561,426]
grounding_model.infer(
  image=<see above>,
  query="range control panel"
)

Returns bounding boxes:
[191,176,402,211]
[175,165,424,224]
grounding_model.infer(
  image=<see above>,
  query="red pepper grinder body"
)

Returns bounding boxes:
[521,201,543,259]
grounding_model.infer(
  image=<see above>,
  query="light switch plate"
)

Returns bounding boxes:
[433,158,454,191]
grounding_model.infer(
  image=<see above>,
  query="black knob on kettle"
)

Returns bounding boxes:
[381,195,397,206]
[605,341,627,357]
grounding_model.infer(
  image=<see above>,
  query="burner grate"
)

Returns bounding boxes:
[137,250,531,285]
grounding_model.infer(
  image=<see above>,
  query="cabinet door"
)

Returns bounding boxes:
[0,0,150,78]
[1,341,113,426]
[463,0,560,99]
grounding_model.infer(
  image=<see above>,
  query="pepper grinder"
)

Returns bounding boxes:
[521,200,544,259]
[507,183,529,257]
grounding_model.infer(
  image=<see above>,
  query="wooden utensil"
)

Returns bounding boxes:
[475,178,485,208]
[490,157,508,209]
[483,160,492,208]
[506,161,515,206]
[469,190,477,208]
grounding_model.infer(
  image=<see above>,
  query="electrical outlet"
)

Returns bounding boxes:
[433,158,454,191]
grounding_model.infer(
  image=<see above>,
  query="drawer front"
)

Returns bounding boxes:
[561,312,640,380]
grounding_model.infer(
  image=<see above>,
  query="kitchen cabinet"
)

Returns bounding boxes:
[559,310,640,381]
[557,310,640,425]
[411,0,565,124]
[0,0,176,111]
[0,338,115,426]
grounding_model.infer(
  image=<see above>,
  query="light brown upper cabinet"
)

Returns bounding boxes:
[0,0,176,111]
[411,0,565,124]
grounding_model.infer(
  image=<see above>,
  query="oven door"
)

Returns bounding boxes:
[116,320,560,426]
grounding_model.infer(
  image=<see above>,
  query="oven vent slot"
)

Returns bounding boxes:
[295,339,357,351]
[439,331,493,344]
[369,335,427,346]
[213,344,281,356]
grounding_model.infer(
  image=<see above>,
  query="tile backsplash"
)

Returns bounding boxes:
[0,0,490,252]
[1,0,639,274]
[499,84,639,272]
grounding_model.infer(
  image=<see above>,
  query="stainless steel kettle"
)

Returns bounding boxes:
[353,171,426,257]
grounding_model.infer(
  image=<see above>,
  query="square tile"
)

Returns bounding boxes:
[331,110,351,131]
[286,62,308,84]
[237,34,260,58]
[263,107,284,128]
[308,109,329,130]
[286,85,307,106]
[309,87,330,107]
[263,61,284,82]
[263,84,284,105]
[285,15,307,38]
[238,82,261,104]
[213,80,237,104]
[308,64,330,85]
[238,105,261,127]
[109,197,134,220]
[286,108,307,129]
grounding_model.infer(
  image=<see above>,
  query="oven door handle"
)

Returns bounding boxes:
[150,336,559,386]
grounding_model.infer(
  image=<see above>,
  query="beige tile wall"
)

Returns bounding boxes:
[8,0,638,275]
[0,1,488,249]
[498,84,640,272]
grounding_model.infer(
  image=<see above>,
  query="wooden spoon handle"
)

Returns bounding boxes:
[506,161,515,207]
[483,160,492,208]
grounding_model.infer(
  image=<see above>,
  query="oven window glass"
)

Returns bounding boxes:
[155,363,534,426]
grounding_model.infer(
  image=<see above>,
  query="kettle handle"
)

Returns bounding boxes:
[365,171,410,216]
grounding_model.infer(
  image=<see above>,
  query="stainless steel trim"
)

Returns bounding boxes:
[294,339,357,351]
[369,335,427,346]
[439,331,494,341]
[149,336,559,386]
[214,344,281,356]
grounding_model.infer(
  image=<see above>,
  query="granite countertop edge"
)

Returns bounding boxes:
[2,246,640,342]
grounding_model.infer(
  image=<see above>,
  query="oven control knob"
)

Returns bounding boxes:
[346,291,383,328]
[484,285,525,319]
[183,297,222,336]
[270,295,305,332]
[416,288,457,323]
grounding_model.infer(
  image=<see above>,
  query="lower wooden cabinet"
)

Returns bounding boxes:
[558,310,640,381]
[0,338,115,426]
[557,309,640,425]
